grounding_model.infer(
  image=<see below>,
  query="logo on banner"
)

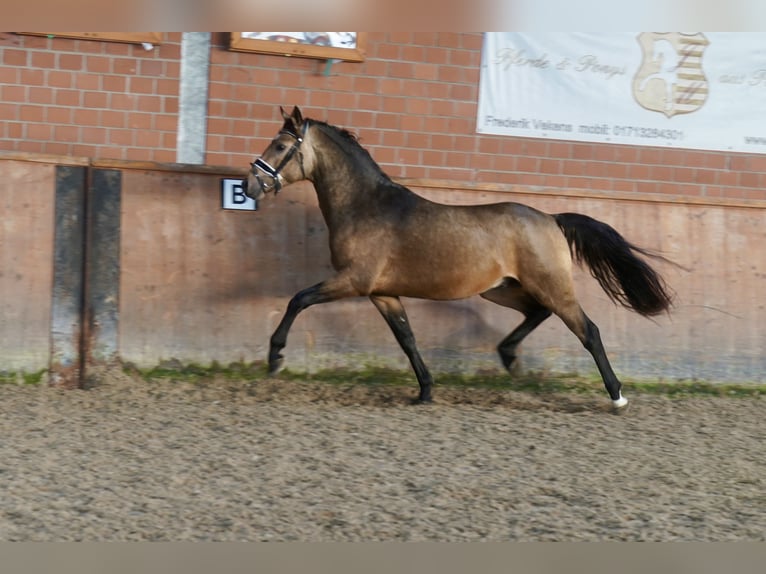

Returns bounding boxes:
[633,32,709,118]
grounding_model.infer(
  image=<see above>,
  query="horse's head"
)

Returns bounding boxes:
[243,106,308,201]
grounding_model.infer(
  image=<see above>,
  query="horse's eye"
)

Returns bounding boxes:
[276,143,287,152]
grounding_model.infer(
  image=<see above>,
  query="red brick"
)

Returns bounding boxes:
[104,42,131,56]
[223,137,248,153]
[85,56,112,74]
[103,76,127,92]
[309,90,332,108]
[449,84,475,102]
[539,159,561,174]
[0,67,17,83]
[454,136,476,152]
[140,60,164,76]
[629,165,651,180]
[635,181,659,194]
[728,156,749,171]
[58,54,83,70]
[54,125,79,141]
[75,73,100,91]
[110,93,135,110]
[449,49,478,67]
[128,113,153,130]
[375,44,400,60]
[545,175,569,188]
[163,97,178,114]
[364,60,388,78]
[517,157,540,172]
[74,109,99,126]
[128,148,152,161]
[650,166,673,181]
[31,52,55,68]
[27,123,52,140]
[154,115,177,132]
[19,105,44,122]
[156,79,178,96]
[547,141,572,159]
[739,172,760,188]
[353,76,378,94]
[75,39,103,54]
[606,163,628,178]
[158,41,181,59]
[137,96,162,112]
[388,32,412,44]
[83,91,107,108]
[20,68,44,85]
[28,87,53,104]
[72,145,98,157]
[154,149,176,163]
[460,34,483,51]
[562,161,585,176]
[161,132,177,149]
[333,92,357,110]
[109,129,134,146]
[47,70,72,88]
[81,127,106,143]
[437,66,462,83]
[101,110,126,128]
[3,49,27,66]
[46,107,72,123]
[129,77,155,93]
[2,85,25,101]
[694,169,718,184]
[356,94,381,112]
[423,116,450,134]
[350,111,375,130]
[16,141,45,154]
[430,100,454,117]
[401,45,426,62]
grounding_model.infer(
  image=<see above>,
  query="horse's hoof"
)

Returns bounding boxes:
[267,356,284,376]
[411,396,433,406]
[610,394,630,415]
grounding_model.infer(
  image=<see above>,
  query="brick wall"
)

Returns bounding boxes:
[1,32,764,203]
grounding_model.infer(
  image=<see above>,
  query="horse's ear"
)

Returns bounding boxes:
[280,106,290,121]
[291,106,304,126]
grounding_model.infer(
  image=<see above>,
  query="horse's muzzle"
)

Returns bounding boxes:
[247,158,283,198]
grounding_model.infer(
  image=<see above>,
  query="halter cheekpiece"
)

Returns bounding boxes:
[250,122,307,194]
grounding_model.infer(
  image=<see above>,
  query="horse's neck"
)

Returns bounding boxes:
[309,131,419,224]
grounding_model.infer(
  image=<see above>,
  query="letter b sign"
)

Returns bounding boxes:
[221,178,256,211]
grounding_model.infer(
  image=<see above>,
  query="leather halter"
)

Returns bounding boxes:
[250,122,307,194]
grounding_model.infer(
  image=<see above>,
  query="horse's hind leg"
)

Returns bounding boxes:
[370,295,433,403]
[552,302,628,410]
[520,274,628,410]
[496,307,551,372]
[480,281,552,373]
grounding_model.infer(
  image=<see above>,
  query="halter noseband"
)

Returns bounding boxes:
[250,122,307,194]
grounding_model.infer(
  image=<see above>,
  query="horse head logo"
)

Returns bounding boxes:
[632,32,709,118]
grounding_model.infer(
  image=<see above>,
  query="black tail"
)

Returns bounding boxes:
[554,212,674,317]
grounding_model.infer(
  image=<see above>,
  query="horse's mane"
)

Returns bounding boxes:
[310,119,396,184]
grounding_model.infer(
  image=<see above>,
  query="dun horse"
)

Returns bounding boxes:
[243,106,673,410]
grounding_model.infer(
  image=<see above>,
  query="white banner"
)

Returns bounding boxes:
[477,33,766,153]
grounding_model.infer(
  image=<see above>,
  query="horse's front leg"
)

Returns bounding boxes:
[370,295,434,403]
[268,275,358,375]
